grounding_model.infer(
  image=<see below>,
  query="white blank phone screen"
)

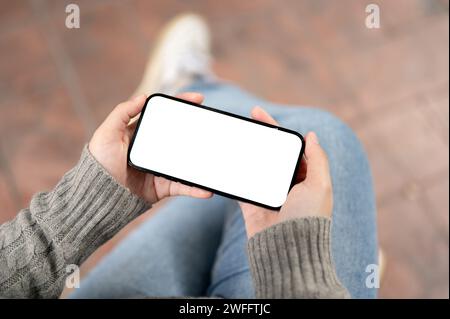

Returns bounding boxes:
[129,96,303,208]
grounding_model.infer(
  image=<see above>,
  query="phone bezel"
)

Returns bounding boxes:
[127,93,305,210]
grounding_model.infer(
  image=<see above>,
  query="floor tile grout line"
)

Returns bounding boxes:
[300,10,449,73]
[359,105,447,209]
[0,18,35,40]
[0,143,22,211]
[419,94,450,147]
[376,166,449,208]
[315,15,449,127]
[351,80,450,131]
[124,0,150,54]
[29,0,97,139]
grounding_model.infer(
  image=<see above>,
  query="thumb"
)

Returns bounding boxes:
[104,94,147,131]
[303,132,331,188]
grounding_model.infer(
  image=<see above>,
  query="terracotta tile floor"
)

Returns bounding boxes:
[0,0,448,298]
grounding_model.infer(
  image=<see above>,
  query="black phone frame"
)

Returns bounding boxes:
[127,93,305,210]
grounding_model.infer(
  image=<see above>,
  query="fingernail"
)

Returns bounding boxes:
[184,92,202,99]
[257,106,268,114]
[251,106,260,114]
[309,132,319,144]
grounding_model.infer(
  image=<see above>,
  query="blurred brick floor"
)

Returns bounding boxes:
[0,0,448,298]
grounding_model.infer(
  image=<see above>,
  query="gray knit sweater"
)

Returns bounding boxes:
[0,146,349,299]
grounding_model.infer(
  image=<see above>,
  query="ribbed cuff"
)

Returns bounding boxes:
[248,217,350,299]
[31,145,151,265]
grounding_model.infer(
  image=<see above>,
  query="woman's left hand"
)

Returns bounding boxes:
[89,92,213,205]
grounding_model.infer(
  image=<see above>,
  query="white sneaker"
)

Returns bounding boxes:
[133,13,214,96]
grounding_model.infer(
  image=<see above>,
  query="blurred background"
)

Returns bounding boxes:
[0,0,448,298]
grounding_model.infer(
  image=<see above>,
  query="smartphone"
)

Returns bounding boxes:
[128,93,305,210]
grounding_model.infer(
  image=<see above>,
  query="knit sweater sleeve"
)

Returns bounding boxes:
[0,146,150,298]
[247,217,351,299]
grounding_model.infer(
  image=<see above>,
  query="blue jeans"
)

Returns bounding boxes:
[71,83,378,299]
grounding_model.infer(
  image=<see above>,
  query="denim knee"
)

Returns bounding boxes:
[296,108,369,167]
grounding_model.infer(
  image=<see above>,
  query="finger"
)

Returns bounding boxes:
[303,132,331,188]
[239,201,263,215]
[129,92,203,127]
[169,180,213,199]
[250,107,307,183]
[250,106,279,126]
[176,92,204,104]
[125,119,139,140]
[105,94,147,130]
[295,156,307,183]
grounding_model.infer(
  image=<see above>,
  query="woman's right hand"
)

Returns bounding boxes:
[239,107,334,238]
